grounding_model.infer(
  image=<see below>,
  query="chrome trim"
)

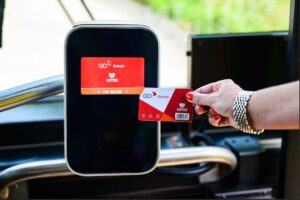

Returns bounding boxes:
[159,146,237,169]
[259,138,282,149]
[0,146,237,199]
[215,187,273,198]
[0,159,70,199]
[0,75,64,112]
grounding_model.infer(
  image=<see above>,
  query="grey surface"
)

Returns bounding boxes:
[284,0,300,198]
[284,131,300,199]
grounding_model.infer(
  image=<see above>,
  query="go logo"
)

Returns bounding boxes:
[143,94,152,98]
[142,91,157,99]
[98,60,112,69]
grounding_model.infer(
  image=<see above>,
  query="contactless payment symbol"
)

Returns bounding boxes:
[138,88,193,122]
[81,57,144,95]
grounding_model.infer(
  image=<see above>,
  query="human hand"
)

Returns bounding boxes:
[186,79,242,128]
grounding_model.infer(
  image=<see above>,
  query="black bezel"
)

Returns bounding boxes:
[65,24,159,175]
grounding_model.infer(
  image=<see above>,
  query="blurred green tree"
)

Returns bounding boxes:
[137,0,290,34]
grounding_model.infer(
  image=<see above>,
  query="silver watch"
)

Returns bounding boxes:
[233,91,264,135]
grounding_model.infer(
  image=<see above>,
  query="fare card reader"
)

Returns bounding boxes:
[65,22,159,176]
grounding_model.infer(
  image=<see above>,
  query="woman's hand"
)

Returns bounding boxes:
[186,79,242,128]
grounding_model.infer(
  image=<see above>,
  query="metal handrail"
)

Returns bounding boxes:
[0,75,63,112]
[0,146,237,199]
[0,75,238,199]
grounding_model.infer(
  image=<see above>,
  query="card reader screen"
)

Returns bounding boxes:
[81,57,144,95]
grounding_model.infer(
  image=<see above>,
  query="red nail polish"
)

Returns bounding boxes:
[211,108,217,114]
[186,92,193,101]
[213,115,221,120]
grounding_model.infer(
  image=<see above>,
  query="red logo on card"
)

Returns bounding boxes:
[81,57,144,95]
[138,88,193,122]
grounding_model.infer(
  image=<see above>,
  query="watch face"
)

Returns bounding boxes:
[65,24,159,175]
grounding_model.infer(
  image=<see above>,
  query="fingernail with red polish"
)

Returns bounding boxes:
[186,92,193,101]
[213,115,221,120]
[211,108,217,114]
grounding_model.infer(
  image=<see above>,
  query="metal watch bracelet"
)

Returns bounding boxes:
[233,91,264,135]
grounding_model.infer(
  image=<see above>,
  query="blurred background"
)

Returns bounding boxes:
[0,0,290,90]
[139,0,290,34]
[0,1,296,199]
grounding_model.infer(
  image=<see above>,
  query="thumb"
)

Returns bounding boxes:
[186,92,214,107]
